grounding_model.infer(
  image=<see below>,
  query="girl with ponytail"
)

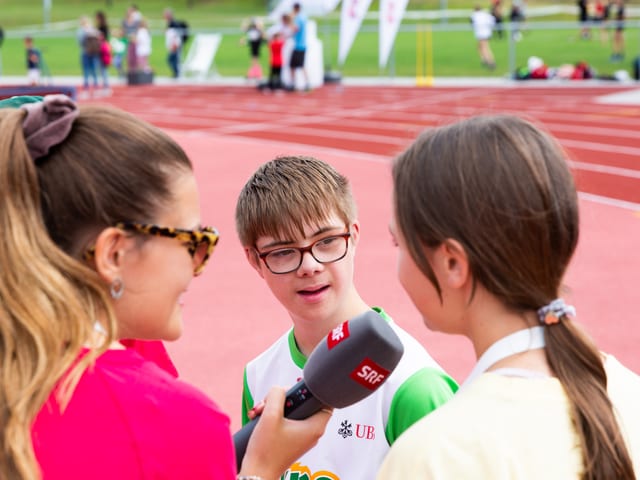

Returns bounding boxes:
[378,114,639,479]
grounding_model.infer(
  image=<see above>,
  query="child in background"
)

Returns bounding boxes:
[267,30,284,90]
[24,36,42,85]
[110,27,128,78]
[470,5,496,69]
[241,17,265,80]
[98,31,111,90]
[135,19,152,73]
[610,0,626,62]
[235,155,458,480]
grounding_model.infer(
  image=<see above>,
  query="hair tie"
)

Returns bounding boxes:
[537,298,576,325]
[20,94,79,161]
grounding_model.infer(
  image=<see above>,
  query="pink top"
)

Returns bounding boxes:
[32,348,235,479]
[119,339,179,378]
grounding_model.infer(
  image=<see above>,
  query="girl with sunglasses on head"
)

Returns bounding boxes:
[0,95,330,480]
[377,114,639,479]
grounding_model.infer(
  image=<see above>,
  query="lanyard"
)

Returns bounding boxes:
[460,326,546,390]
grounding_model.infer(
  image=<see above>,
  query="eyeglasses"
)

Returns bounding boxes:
[116,222,219,276]
[84,222,220,276]
[256,231,351,274]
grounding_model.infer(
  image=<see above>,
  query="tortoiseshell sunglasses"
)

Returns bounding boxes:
[85,222,219,276]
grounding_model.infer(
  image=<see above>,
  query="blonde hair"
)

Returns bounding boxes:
[0,104,191,479]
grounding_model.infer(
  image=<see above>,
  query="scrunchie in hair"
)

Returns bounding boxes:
[20,94,79,161]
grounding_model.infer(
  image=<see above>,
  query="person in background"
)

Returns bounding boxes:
[577,0,591,39]
[97,31,111,92]
[491,0,504,38]
[241,17,265,80]
[510,0,527,40]
[164,8,184,79]
[287,3,310,91]
[593,0,611,43]
[95,10,110,41]
[0,94,331,480]
[121,5,141,74]
[135,18,152,73]
[77,15,101,96]
[610,0,625,62]
[273,13,294,39]
[24,36,42,86]
[470,5,496,70]
[267,29,285,91]
[376,114,640,479]
[110,27,128,78]
[132,4,142,22]
[235,155,458,480]
[94,11,110,91]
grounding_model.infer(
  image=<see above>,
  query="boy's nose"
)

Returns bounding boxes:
[297,250,323,274]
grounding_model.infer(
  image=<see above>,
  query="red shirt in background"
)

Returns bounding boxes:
[270,37,284,67]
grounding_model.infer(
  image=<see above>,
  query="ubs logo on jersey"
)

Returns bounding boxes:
[338,420,376,440]
[349,357,390,390]
[338,420,352,438]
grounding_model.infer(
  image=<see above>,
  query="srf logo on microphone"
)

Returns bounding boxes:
[327,320,350,349]
[350,358,390,390]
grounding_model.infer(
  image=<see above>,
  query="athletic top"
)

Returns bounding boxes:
[377,354,640,479]
[241,307,458,480]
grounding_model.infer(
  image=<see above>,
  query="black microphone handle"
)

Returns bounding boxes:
[234,379,326,472]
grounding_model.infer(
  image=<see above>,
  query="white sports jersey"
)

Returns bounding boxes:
[242,307,458,480]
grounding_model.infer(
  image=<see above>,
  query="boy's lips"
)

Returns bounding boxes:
[298,285,329,295]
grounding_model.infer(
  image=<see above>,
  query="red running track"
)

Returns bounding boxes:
[89,84,640,205]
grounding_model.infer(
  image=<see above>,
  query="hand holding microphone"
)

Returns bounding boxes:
[237,386,332,480]
[234,310,405,472]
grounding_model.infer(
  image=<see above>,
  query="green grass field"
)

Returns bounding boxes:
[0,0,637,79]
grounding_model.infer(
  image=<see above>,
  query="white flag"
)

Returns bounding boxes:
[338,0,374,65]
[379,0,409,68]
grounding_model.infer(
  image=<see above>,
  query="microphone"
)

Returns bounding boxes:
[233,309,405,471]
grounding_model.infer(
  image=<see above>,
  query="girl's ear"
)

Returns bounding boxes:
[92,227,129,284]
[436,239,470,289]
[245,247,265,279]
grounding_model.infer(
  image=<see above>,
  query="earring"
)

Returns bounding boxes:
[110,278,125,300]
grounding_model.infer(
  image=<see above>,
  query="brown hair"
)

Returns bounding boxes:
[235,155,356,246]
[392,114,635,480]
[0,104,191,479]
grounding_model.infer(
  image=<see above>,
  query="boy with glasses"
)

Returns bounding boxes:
[235,155,458,479]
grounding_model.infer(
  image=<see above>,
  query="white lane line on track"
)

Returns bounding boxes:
[594,89,640,105]
[548,123,640,139]
[560,138,640,157]
[578,192,640,211]
[570,161,640,179]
